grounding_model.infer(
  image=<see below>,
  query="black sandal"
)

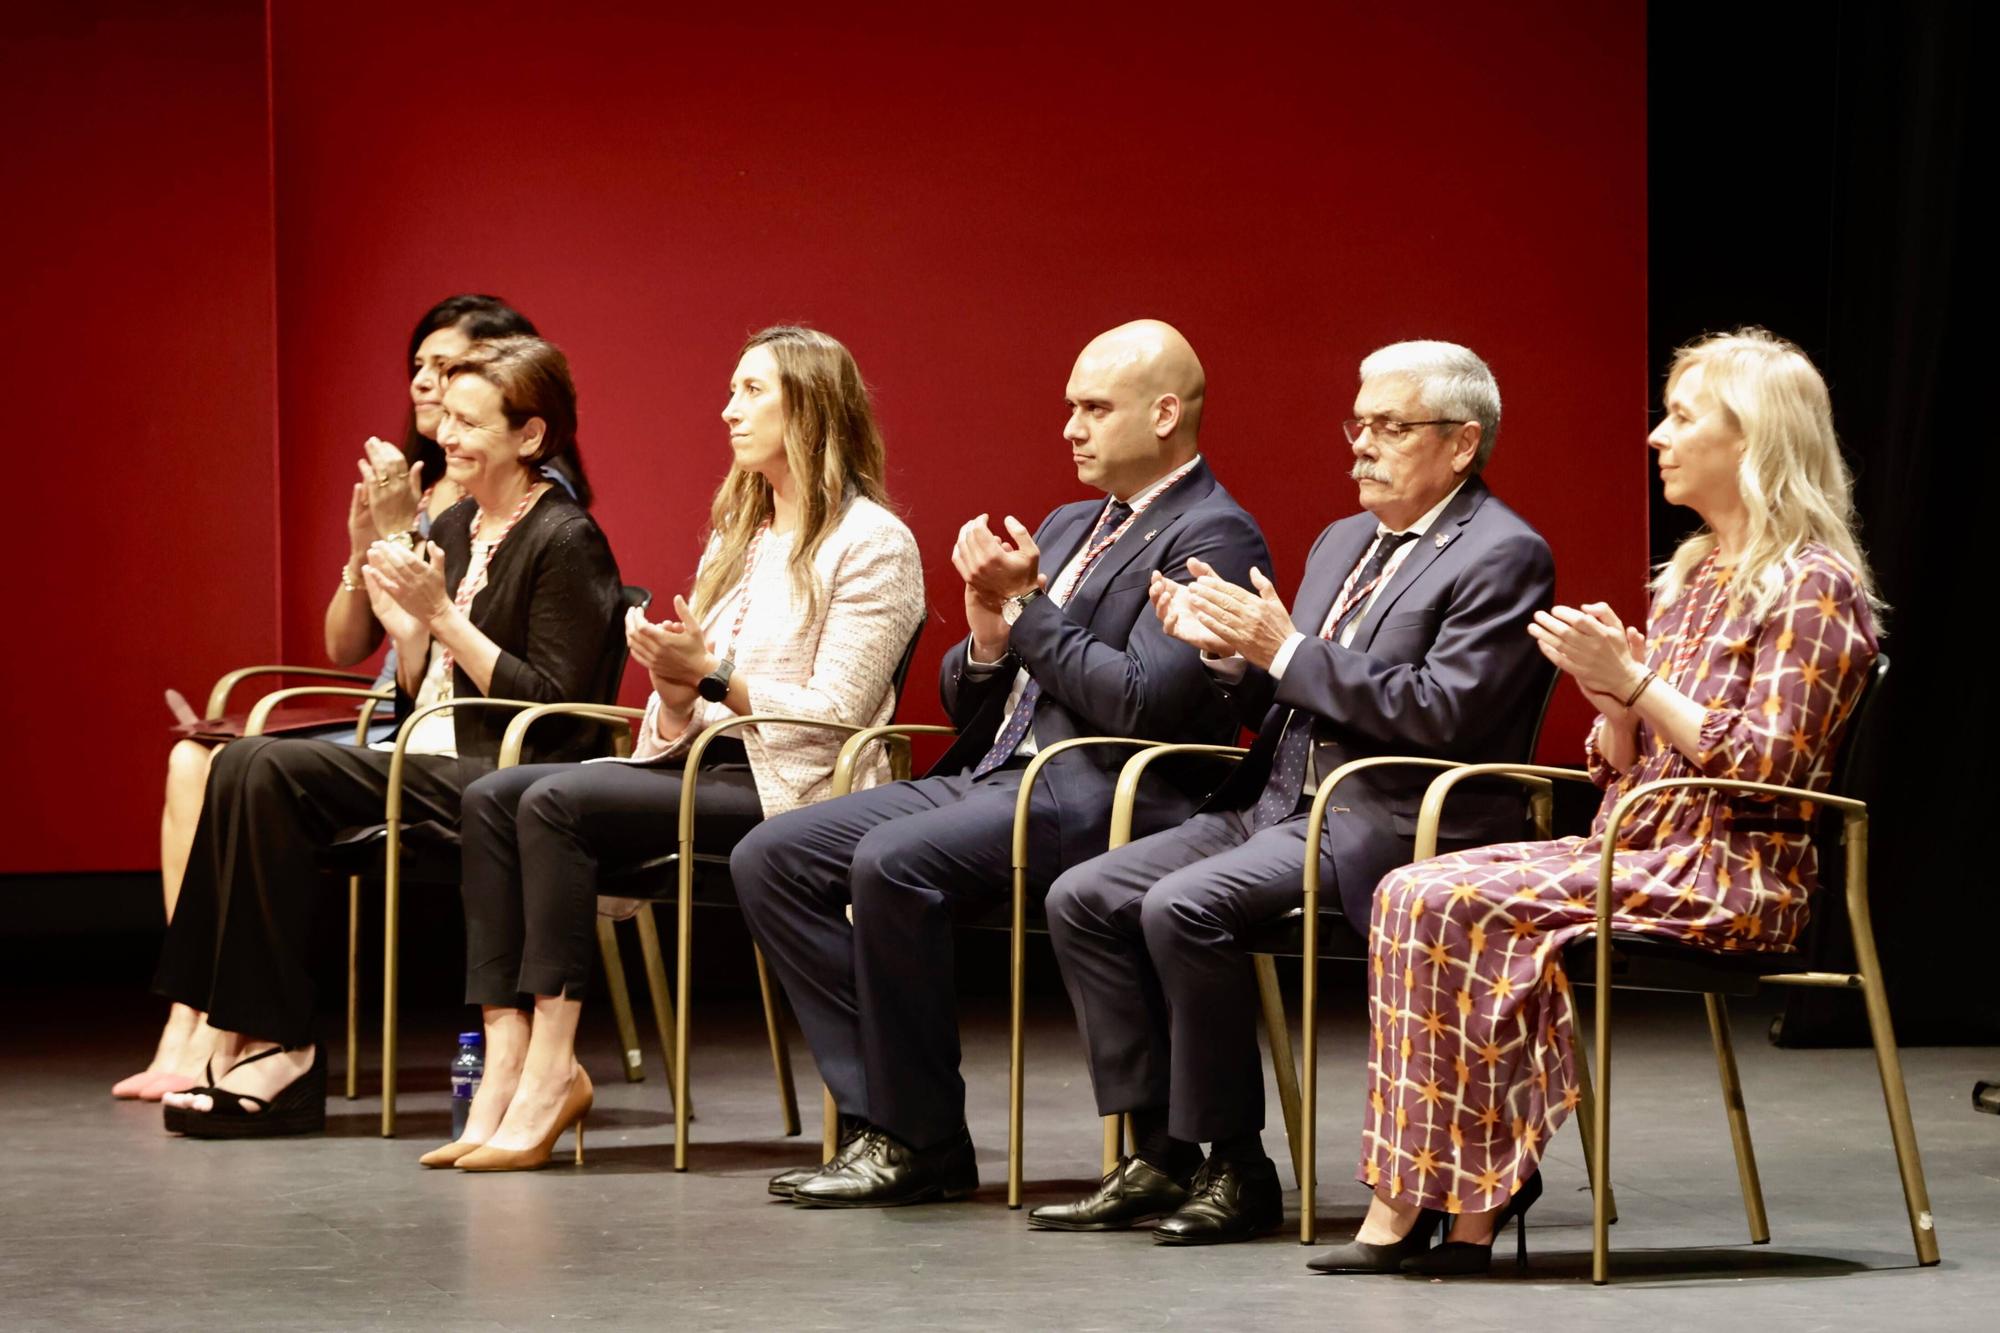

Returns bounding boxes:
[175,1045,326,1139]
[161,1056,218,1136]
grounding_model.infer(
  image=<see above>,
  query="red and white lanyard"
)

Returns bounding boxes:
[713,523,771,659]
[1051,456,1200,605]
[439,483,546,678]
[1316,529,1409,640]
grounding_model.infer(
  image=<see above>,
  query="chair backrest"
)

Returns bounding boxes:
[885,617,927,722]
[1828,652,1889,803]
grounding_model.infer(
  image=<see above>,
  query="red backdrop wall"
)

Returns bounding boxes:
[5,2,279,873]
[10,1,1647,874]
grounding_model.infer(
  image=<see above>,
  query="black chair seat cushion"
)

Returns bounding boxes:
[320,822,462,885]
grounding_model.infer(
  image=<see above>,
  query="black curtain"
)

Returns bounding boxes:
[1648,1,1997,1041]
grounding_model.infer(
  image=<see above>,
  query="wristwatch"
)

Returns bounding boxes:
[697,657,735,703]
[1000,588,1043,626]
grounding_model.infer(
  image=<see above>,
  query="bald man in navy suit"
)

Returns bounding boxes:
[734,321,1270,1209]
[1034,341,1555,1244]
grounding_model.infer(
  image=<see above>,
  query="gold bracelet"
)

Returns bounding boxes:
[339,562,363,594]
[1620,668,1657,710]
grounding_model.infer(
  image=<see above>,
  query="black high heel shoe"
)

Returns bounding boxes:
[1400,1172,1544,1276]
[161,1056,219,1136]
[174,1045,326,1139]
[1306,1206,1444,1274]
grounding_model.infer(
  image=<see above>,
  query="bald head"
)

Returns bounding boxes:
[1063,320,1206,500]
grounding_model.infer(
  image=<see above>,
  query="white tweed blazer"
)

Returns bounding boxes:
[628,496,926,817]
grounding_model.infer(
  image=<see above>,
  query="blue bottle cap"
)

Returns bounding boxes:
[458,1032,483,1045]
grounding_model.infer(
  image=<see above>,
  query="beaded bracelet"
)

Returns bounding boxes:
[339,562,363,594]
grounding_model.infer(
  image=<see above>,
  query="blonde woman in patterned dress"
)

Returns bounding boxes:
[1309,328,1881,1275]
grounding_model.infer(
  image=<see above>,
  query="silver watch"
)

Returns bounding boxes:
[1001,588,1043,626]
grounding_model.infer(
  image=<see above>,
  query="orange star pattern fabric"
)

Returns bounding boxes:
[1356,546,1876,1212]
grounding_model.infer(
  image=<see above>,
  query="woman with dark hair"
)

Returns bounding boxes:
[155,335,625,1138]
[116,295,540,1102]
[422,326,924,1171]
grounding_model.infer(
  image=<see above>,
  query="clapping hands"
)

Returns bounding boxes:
[357,436,424,540]
[1153,558,1297,669]
[1529,602,1648,718]
[625,597,715,694]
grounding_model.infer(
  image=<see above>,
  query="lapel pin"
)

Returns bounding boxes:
[1434,533,1451,549]
[1144,529,1159,541]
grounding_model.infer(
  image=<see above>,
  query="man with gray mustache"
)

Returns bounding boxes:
[1033,341,1555,1244]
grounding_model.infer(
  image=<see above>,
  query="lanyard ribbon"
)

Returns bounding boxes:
[1050,456,1199,606]
[439,483,546,679]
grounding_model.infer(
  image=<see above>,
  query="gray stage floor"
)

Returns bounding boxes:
[7,987,1994,1330]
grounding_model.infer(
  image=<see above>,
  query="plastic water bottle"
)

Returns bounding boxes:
[450,1032,484,1139]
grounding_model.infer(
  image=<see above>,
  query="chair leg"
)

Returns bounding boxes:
[1571,1033,1619,1226]
[345,876,360,1101]
[1704,993,1770,1243]
[1300,943,1320,1245]
[596,916,647,1083]
[754,945,802,1137]
[1101,1115,1121,1176]
[1855,952,1941,1265]
[1590,961,1613,1285]
[1254,954,1306,1186]
[633,908,686,1118]
[1007,876,1028,1210]
[381,858,400,1138]
[822,1086,839,1162]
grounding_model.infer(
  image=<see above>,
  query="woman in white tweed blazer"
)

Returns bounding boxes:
[431,326,925,1170]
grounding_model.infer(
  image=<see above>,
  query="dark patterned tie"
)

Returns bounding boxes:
[970,501,1134,777]
[1249,529,1419,828]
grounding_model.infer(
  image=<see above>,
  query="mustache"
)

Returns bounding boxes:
[1350,460,1389,482]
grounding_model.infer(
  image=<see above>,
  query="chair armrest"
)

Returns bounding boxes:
[1109,745,1249,849]
[1413,762,1594,861]
[243,686,394,739]
[1010,737,1162,871]
[1595,775,1865,943]
[206,665,376,718]
[675,713,886,836]
[497,703,648,769]
[833,724,959,798]
[383,698,544,823]
[1297,757,1476,916]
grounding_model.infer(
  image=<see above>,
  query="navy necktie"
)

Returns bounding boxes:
[971,501,1133,778]
[1249,529,1419,828]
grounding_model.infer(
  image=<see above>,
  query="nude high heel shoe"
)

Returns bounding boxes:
[456,1068,593,1172]
[418,1139,486,1169]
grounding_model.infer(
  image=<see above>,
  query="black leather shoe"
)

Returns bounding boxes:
[1306,1207,1444,1273]
[769,1119,869,1197]
[1151,1156,1282,1245]
[791,1127,979,1208]
[1029,1156,1192,1231]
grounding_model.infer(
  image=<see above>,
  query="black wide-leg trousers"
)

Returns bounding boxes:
[730,765,1060,1152]
[153,735,487,1048]
[458,751,764,1008]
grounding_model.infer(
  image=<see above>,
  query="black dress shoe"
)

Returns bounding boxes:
[1029,1156,1192,1231]
[1151,1156,1282,1245]
[791,1127,979,1208]
[1306,1207,1444,1273]
[769,1119,869,1197]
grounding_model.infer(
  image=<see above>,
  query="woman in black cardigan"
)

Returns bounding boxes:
[155,336,624,1137]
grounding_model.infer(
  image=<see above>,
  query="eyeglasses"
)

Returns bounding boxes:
[1341,417,1463,445]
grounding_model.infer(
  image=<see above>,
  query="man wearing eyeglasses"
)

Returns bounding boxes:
[1034,340,1555,1244]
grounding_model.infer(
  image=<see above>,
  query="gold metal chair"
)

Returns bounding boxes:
[1407,656,1935,1283]
[503,626,933,1170]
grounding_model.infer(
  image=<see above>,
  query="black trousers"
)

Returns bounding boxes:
[1044,804,1334,1145]
[730,765,1058,1151]
[457,749,764,1007]
[153,735,488,1048]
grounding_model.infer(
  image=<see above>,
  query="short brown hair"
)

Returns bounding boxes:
[444,335,593,507]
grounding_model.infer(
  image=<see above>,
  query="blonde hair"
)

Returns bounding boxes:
[691,326,891,623]
[1652,328,1881,619]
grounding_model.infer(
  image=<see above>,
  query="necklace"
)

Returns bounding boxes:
[1665,552,1729,690]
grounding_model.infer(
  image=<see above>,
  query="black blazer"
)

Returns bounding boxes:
[396,491,626,764]
[934,458,1271,868]
[1206,476,1556,922]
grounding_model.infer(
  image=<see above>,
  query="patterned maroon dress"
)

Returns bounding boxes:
[1356,544,1878,1214]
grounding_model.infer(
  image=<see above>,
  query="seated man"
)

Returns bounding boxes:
[734,319,1270,1207]
[1033,340,1555,1243]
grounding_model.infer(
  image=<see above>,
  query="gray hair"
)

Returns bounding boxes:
[1358,340,1502,472]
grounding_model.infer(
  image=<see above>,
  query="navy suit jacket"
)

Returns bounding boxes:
[934,458,1270,869]
[1206,476,1556,923]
